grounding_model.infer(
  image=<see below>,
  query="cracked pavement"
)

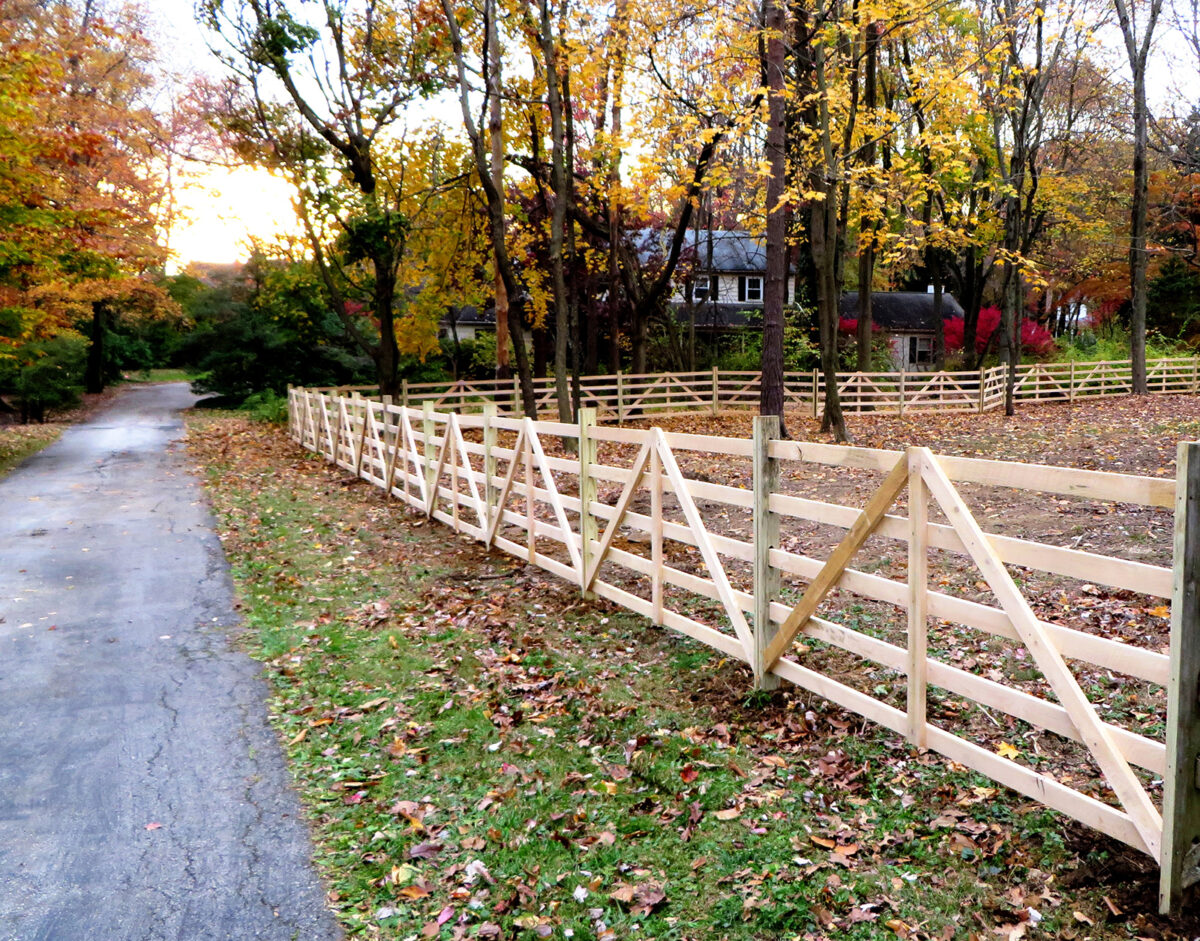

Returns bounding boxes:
[0,385,341,940]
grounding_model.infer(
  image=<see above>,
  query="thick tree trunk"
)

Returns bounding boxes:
[85,299,109,394]
[374,254,401,398]
[813,184,849,442]
[539,1,572,422]
[759,0,788,429]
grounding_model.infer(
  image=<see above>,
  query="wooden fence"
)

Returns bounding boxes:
[288,386,1200,913]
[311,355,1199,420]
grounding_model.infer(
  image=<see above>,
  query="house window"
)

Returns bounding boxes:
[910,336,934,365]
[738,275,763,303]
[691,276,718,302]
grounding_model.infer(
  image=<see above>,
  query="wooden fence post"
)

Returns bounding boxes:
[712,366,720,415]
[752,415,781,691]
[1193,357,1199,394]
[402,378,410,409]
[512,378,523,417]
[578,408,598,599]
[353,393,370,478]
[1069,362,1076,403]
[977,369,987,414]
[812,369,819,418]
[898,370,906,417]
[1161,440,1200,913]
[616,373,626,423]
[422,401,436,500]
[482,403,497,521]
[906,447,928,747]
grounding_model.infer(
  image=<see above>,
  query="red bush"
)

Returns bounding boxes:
[943,307,1056,358]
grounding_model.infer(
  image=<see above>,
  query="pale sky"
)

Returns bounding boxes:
[147,0,1197,269]
[152,2,302,269]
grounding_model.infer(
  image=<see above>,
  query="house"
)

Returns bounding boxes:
[438,305,493,342]
[839,291,965,371]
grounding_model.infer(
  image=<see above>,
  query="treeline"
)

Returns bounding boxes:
[3,1,1199,433]
[199,0,1200,439]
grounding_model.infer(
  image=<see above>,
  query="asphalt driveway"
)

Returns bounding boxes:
[0,384,340,940]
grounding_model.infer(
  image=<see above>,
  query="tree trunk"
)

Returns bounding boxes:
[855,19,879,372]
[539,1,572,422]
[932,263,945,371]
[759,0,789,429]
[1128,56,1150,393]
[606,0,629,375]
[487,0,510,381]
[814,189,848,441]
[85,298,109,394]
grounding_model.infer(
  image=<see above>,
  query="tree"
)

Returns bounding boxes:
[0,0,173,397]
[1113,0,1164,393]
[441,0,538,414]
[201,0,447,397]
[759,0,788,429]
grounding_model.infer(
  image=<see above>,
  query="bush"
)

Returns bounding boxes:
[0,335,88,421]
[1057,326,1187,362]
[943,307,1058,360]
[240,389,289,423]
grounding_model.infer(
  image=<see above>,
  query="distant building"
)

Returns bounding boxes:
[436,230,966,372]
[839,291,965,372]
[438,306,493,342]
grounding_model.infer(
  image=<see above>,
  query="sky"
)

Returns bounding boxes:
[151,2,302,270]
[147,0,1198,269]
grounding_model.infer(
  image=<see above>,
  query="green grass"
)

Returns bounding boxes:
[187,414,1190,939]
[128,368,199,383]
[0,423,62,477]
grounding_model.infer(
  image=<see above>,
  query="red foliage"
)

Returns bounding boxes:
[838,317,882,335]
[943,307,1057,358]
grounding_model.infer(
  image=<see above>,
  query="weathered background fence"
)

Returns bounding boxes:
[287,386,1200,913]
[311,356,1200,419]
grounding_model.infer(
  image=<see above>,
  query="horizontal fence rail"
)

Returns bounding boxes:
[287,386,1200,913]
[310,356,1200,420]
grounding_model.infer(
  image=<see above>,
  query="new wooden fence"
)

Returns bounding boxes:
[288,386,1200,913]
[312,356,1200,420]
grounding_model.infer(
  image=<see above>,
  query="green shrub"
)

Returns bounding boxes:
[1,335,88,422]
[240,389,290,424]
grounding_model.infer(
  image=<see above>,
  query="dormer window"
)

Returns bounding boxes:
[738,275,763,303]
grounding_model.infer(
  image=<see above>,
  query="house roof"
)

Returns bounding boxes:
[635,229,768,273]
[838,291,964,331]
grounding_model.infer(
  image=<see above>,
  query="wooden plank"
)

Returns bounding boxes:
[763,455,910,669]
[918,448,1163,860]
[907,448,928,747]
[583,443,650,590]
[450,413,488,531]
[524,428,535,561]
[935,454,1174,508]
[651,448,664,624]
[525,419,582,575]
[653,428,755,657]
[774,606,1166,774]
[1161,441,1200,912]
[768,491,1173,597]
[753,416,781,690]
[485,425,526,547]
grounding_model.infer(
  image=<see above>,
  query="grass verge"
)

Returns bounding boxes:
[187,413,1198,941]
[0,423,62,478]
